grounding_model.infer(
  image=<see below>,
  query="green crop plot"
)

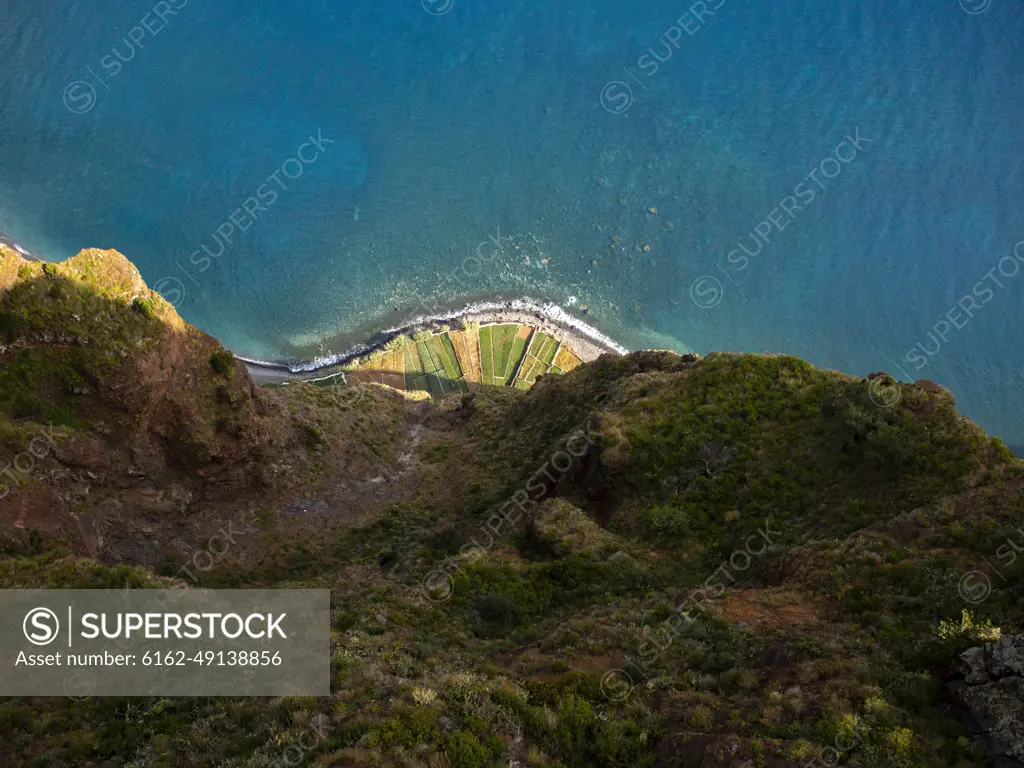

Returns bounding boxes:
[532,333,559,366]
[405,334,465,394]
[309,372,346,389]
[410,373,433,394]
[513,332,561,389]
[479,325,495,385]
[489,325,519,385]
[434,334,464,392]
[364,326,565,394]
[478,324,533,386]
[416,340,436,373]
[514,356,542,389]
[403,343,424,389]
[507,334,529,383]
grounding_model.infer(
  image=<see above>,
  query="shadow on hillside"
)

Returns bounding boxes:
[0,259,240,440]
[406,370,470,396]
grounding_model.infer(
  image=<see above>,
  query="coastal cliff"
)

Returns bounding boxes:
[2,246,1023,767]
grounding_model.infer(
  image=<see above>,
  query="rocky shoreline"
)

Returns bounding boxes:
[242,297,630,385]
[0,232,42,261]
[0,237,629,387]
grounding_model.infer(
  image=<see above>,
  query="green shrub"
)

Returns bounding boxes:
[299,422,324,448]
[644,504,692,537]
[210,350,234,378]
[365,705,440,748]
[385,334,412,350]
[446,730,491,768]
[688,705,714,730]
[421,441,452,463]
[524,693,655,768]
[132,296,156,318]
[473,593,519,635]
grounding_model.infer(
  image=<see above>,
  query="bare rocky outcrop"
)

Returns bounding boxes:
[951,634,1024,767]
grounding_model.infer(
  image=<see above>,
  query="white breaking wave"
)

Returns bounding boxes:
[239,296,630,375]
[0,232,42,261]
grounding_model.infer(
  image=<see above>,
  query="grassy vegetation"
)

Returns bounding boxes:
[403,333,465,395]
[515,332,561,389]
[414,339,441,394]
[428,351,1018,767]
[479,324,524,387]
[478,325,492,385]
[534,334,559,367]
[507,330,530,385]
[403,340,425,390]
[0,254,167,424]
[489,325,517,385]
[2,342,1019,766]
[552,346,583,374]
[450,325,482,387]
[209,350,234,378]
[437,333,469,393]
[5,246,1019,767]
[309,372,346,389]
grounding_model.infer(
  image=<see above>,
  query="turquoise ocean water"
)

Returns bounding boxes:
[0,0,1022,446]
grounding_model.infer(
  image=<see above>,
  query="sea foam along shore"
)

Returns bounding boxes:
[240,297,631,383]
[0,232,42,261]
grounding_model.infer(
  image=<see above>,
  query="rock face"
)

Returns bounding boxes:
[952,635,1024,766]
[916,378,956,405]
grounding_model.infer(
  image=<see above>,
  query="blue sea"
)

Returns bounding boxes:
[0,0,1022,446]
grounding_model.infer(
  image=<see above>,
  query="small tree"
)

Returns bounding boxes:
[698,442,734,478]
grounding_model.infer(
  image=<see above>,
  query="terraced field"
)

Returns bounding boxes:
[403,341,424,390]
[514,331,560,389]
[406,333,469,394]
[552,344,584,374]
[448,326,481,384]
[480,324,530,386]
[343,323,585,395]
[344,348,405,389]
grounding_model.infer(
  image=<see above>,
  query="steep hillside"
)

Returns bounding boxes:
[0,246,412,563]
[1,247,1023,767]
